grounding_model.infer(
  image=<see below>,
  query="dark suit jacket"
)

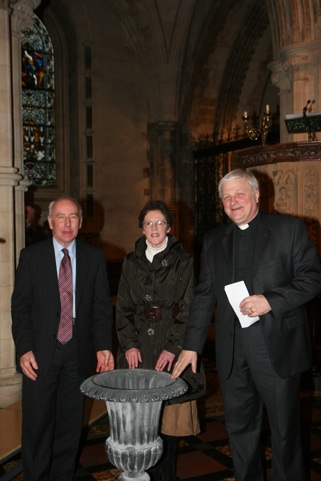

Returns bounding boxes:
[183,211,321,380]
[11,237,113,377]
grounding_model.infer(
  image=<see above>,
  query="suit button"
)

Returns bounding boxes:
[52,334,56,339]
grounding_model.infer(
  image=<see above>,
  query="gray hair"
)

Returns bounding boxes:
[48,196,83,219]
[218,169,259,199]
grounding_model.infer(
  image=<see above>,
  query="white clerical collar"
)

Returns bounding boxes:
[238,223,249,230]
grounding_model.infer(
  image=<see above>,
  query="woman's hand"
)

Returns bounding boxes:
[125,347,142,368]
[155,350,175,372]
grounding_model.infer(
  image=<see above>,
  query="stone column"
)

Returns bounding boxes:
[0,0,39,407]
[11,0,39,257]
[269,60,292,142]
[270,43,321,143]
[147,121,177,203]
[147,121,178,235]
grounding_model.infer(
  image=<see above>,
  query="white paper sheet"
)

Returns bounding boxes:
[224,280,260,328]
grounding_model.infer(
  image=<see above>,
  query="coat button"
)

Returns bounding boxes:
[145,294,152,302]
[147,328,154,336]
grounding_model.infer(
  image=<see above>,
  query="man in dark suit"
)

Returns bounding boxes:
[25,204,46,246]
[12,196,114,481]
[172,169,321,481]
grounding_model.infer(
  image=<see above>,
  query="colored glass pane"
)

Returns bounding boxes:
[22,15,56,186]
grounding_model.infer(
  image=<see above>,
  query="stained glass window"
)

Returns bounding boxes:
[21,15,56,186]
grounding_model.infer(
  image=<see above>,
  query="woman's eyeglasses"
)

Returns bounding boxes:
[143,220,168,228]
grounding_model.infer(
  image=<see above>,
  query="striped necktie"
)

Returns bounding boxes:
[57,248,73,344]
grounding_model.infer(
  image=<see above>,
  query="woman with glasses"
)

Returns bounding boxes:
[116,200,205,481]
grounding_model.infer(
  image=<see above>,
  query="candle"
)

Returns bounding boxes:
[244,111,247,118]
[266,104,270,113]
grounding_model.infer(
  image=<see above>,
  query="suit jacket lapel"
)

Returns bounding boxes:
[252,213,271,278]
[222,223,235,280]
[45,238,59,289]
[75,240,90,311]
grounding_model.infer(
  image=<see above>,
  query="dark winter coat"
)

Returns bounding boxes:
[116,234,206,403]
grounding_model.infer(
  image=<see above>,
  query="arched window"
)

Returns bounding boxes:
[21,14,56,187]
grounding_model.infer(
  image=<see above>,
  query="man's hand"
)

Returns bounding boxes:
[125,347,142,369]
[96,350,115,372]
[20,351,38,381]
[171,350,197,378]
[240,294,272,317]
[155,350,175,372]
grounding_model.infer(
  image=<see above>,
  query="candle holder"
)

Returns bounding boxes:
[242,106,272,145]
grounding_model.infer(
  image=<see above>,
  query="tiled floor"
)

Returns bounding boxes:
[74,348,321,481]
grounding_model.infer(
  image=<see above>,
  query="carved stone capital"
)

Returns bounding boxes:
[278,43,321,80]
[15,177,30,191]
[155,121,178,134]
[9,0,41,33]
[148,121,178,153]
[0,166,24,186]
[268,60,291,90]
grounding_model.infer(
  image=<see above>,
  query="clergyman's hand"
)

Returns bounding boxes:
[20,350,38,381]
[240,294,272,317]
[171,350,197,378]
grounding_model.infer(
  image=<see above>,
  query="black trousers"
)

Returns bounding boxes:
[22,339,85,481]
[148,434,178,481]
[220,322,305,481]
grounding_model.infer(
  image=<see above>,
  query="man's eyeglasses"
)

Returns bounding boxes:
[143,220,168,228]
[56,214,80,223]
